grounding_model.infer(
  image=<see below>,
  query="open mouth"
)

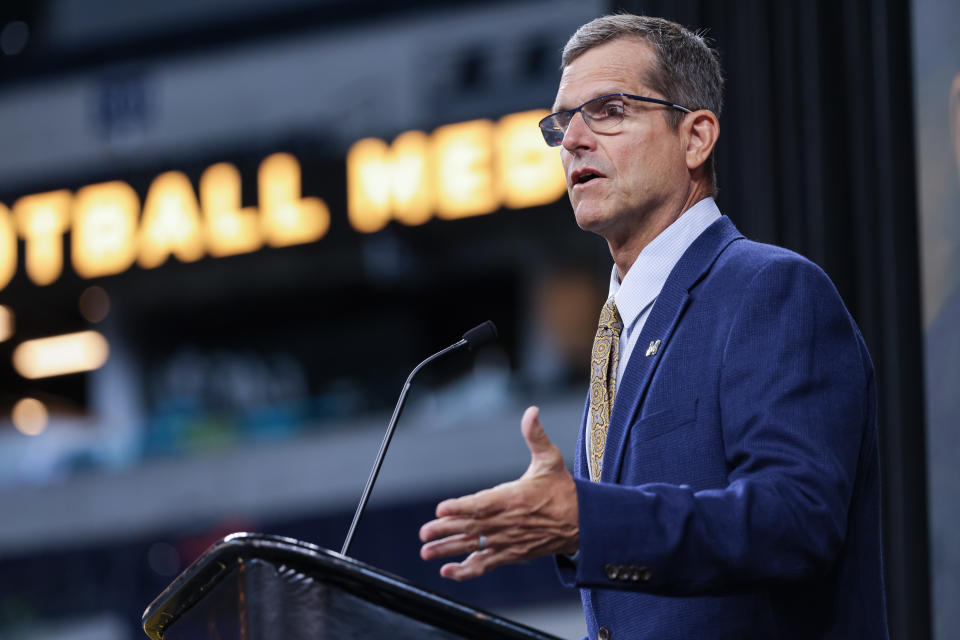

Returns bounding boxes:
[572,169,604,186]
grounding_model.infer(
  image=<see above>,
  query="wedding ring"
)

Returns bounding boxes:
[477,534,487,552]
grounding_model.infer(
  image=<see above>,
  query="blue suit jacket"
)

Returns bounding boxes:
[557,217,888,639]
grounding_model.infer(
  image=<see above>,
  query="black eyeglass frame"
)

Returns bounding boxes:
[538,93,694,147]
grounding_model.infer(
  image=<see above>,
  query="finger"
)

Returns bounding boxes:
[435,483,511,518]
[419,516,481,543]
[435,495,473,518]
[439,548,496,581]
[520,405,556,458]
[439,547,515,581]
[420,533,481,561]
[422,524,519,561]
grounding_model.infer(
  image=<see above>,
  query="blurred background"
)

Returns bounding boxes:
[0,0,954,638]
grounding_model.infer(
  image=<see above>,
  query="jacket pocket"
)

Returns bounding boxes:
[630,398,699,442]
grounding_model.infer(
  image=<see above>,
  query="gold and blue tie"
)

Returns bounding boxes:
[589,298,623,481]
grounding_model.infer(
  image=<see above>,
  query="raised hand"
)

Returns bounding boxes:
[419,406,579,581]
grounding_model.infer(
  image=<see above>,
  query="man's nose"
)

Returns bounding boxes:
[561,112,596,152]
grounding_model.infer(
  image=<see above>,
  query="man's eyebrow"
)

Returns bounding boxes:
[552,90,626,113]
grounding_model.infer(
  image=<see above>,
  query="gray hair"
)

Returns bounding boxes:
[562,14,724,190]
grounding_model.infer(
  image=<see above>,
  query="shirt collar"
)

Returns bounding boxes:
[608,197,722,334]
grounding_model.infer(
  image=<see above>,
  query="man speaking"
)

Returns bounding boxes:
[420,14,888,639]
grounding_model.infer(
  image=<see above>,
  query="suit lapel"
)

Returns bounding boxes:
[599,216,743,483]
[574,393,590,479]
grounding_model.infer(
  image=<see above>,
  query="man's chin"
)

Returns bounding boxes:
[573,209,611,235]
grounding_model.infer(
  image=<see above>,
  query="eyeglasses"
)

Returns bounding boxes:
[538,93,693,147]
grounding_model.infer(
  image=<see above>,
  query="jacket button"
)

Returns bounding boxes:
[598,627,611,640]
[604,564,619,580]
[638,566,652,583]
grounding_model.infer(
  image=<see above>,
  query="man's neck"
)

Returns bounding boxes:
[609,183,712,281]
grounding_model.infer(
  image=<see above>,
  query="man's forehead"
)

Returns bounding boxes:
[553,37,654,111]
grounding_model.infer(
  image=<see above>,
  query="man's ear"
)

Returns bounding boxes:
[684,110,720,172]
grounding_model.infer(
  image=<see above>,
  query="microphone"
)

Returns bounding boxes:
[462,320,498,351]
[340,320,498,556]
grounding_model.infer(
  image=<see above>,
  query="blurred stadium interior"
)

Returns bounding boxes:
[0,1,954,639]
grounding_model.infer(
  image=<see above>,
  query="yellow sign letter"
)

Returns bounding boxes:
[139,171,206,269]
[347,131,432,233]
[347,138,393,233]
[72,181,139,278]
[201,162,263,257]
[259,153,329,247]
[496,110,566,209]
[0,203,16,291]
[432,119,498,220]
[14,190,72,286]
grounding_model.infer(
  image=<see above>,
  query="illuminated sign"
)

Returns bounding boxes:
[347,110,565,232]
[0,109,564,291]
[0,152,328,290]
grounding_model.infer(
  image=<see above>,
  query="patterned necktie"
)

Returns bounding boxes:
[589,298,623,481]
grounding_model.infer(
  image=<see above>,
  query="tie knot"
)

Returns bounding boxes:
[598,298,623,333]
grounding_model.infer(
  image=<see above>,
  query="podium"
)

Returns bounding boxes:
[142,533,563,639]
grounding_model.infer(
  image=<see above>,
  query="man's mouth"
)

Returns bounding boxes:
[571,169,606,186]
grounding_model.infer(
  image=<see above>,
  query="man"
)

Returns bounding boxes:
[420,14,888,639]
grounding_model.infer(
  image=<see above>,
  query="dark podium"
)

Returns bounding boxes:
[142,532,563,639]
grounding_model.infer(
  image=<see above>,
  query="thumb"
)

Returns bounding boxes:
[521,406,556,461]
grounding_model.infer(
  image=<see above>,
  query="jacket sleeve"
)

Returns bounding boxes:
[565,257,873,593]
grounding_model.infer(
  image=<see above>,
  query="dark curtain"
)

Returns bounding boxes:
[611,1,930,637]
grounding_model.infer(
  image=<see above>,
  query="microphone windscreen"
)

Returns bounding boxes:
[462,320,498,351]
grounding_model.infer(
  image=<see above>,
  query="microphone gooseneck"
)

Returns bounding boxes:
[340,321,498,557]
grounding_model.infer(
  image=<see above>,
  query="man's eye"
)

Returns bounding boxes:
[603,103,625,117]
[590,100,624,119]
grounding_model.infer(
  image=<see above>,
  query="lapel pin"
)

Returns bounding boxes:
[645,339,661,357]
